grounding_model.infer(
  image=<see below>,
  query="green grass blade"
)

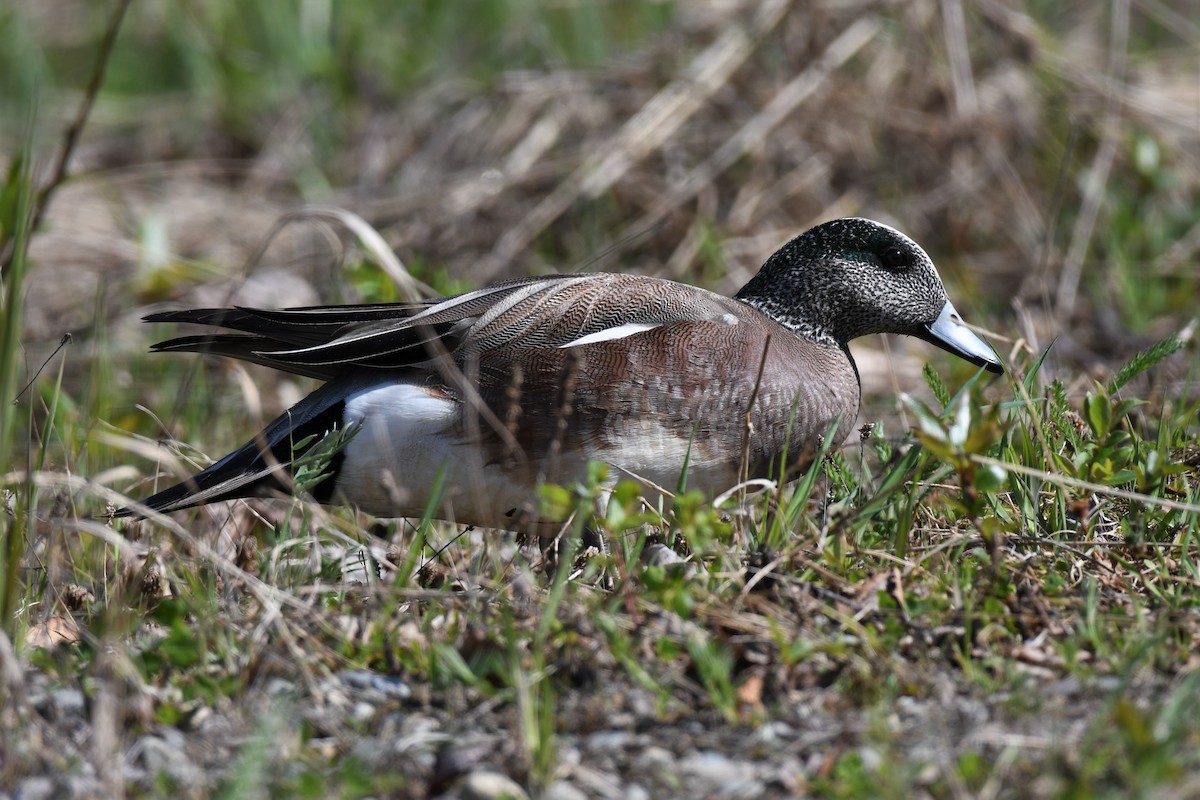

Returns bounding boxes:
[0,123,36,640]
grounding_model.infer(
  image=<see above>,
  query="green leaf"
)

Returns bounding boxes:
[948,393,972,448]
[1022,340,1057,396]
[0,154,27,243]
[974,463,1007,493]
[160,622,203,669]
[538,483,573,520]
[1084,390,1112,439]
[900,393,948,442]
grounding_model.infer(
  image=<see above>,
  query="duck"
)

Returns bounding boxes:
[119,217,1002,537]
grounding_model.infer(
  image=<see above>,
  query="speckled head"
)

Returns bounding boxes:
[735,217,1002,373]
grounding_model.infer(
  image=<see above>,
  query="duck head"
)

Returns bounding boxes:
[736,217,1003,374]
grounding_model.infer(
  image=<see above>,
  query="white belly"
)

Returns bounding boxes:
[333,383,580,531]
[331,381,743,534]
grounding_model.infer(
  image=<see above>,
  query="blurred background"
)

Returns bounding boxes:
[2,0,1197,454]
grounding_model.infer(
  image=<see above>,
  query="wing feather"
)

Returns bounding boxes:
[143,273,738,378]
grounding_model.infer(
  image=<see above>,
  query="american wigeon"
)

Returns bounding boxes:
[121,217,1001,536]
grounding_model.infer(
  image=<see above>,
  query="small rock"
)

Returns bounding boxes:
[351,701,377,724]
[434,738,500,787]
[350,737,396,771]
[641,543,685,568]
[67,774,108,798]
[195,711,234,739]
[126,730,205,787]
[680,750,763,798]
[857,745,883,772]
[340,669,412,701]
[633,745,675,772]
[321,685,351,708]
[605,711,636,729]
[541,780,588,800]
[752,721,794,745]
[50,687,85,718]
[584,730,632,752]
[461,770,530,800]
[624,785,651,800]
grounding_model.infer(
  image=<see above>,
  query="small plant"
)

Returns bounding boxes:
[904,390,1007,521]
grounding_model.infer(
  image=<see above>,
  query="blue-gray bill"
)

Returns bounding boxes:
[920,300,1003,374]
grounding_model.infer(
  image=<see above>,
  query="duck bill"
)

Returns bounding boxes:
[919,300,1003,374]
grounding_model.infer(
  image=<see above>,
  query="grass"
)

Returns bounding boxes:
[4,0,1200,797]
[0,131,35,642]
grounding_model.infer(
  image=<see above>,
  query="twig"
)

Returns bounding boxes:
[12,332,71,404]
[739,335,772,489]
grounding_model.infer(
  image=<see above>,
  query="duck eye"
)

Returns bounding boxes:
[880,246,910,271]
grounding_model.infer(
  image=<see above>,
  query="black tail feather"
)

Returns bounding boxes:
[117,380,355,518]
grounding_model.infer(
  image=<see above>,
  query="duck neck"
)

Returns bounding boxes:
[734,276,843,350]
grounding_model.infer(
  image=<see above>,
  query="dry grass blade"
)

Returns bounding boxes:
[480,0,793,280]
[971,454,1200,515]
[4,470,321,619]
[280,205,430,304]
[940,0,979,117]
[616,15,880,254]
[1055,0,1130,317]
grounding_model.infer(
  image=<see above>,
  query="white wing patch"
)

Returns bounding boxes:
[558,322,662,349]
